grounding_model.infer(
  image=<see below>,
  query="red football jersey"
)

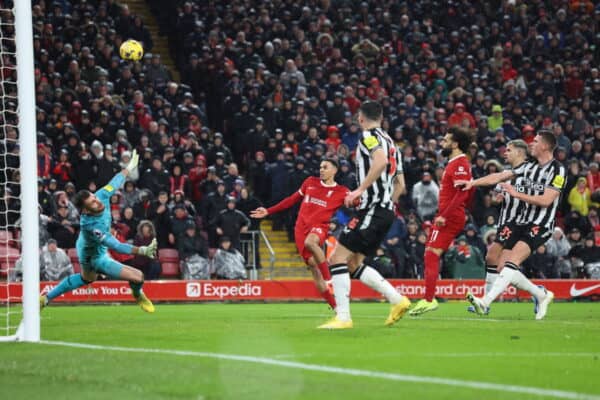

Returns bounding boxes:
[297,176,349,228]
[438,154,472,217]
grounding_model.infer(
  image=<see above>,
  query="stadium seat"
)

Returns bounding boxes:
[158,249,180,278]
[160,262,180,278]
[0,247,21,277]
[0,230,13,245]
[67,248,79,263]
[158,248,179,263]
[72,262,81,274]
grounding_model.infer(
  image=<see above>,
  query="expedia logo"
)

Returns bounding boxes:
[185,282,262,298]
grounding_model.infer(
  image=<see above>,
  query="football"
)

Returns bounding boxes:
[119,39,144,61]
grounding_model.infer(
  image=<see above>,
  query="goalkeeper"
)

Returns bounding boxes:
[40,150,158,312]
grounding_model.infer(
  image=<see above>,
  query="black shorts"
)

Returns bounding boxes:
[495,222,519,246]
[502,223,551,251]
[338,206,394,257]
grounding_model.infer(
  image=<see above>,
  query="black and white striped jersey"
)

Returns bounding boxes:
[515,158,566,230]
[355,127,402,211]
[496,161,528,226]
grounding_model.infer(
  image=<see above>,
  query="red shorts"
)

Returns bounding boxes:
[426,219,465,251]
[295,224,328,262]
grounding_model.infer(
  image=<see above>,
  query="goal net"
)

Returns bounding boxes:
[0,0,39,342]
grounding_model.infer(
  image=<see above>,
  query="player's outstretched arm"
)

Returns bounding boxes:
[96,150,139,199]
[455,170,514,191]
[261,191,303,216]
[101,232,157,258]
[499,183,560,208]
[250,207,268,219]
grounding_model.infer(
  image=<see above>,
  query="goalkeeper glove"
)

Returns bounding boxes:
[138,238,157,258]
[125,149,139,174]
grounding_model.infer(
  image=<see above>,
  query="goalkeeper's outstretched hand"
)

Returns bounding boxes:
[138,238,157,258]
[125,149,139,174]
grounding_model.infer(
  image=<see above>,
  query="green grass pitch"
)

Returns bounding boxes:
[1,302,599,400]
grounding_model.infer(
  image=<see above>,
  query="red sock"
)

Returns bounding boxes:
[317,261,331,280]
[321,288,336,309]
[424,250,440,302]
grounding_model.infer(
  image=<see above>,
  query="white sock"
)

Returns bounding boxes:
[510,270,547,300]
[330,264,351,321]
[483,267,516,308]
[484,265,499,296]
[356,265,402,304]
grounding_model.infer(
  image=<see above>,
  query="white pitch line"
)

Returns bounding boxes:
[39,340,600,400]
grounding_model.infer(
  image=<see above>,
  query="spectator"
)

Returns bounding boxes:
[177,220,208,261]
[524,244,558,279]
[546,227,572,278]
[568,177,592,216]
[131,220,161,280]
[443,235,484,279]
[213,236,247,280]
[47,204,78,249]
[214,197,250,250]
[147,191,171,248]
[39,238,73,281]
[411,172,439,221]
[383,211,408,278]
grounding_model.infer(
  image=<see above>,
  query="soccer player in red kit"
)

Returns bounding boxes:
[251,158,349,309]
[409,127,474,315]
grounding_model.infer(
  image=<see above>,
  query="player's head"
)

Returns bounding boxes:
[357,101,383,127]
[530,130,556,158]
[441,126,472,157]
[74,189,104,214]
[505,139,528,165]
[320,158,339,182]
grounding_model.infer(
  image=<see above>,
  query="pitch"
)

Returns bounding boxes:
[1,302,599,400]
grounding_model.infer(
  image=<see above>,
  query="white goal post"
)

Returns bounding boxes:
[0,0,39,342]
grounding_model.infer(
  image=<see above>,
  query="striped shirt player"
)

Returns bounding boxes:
[354,127,402,212]
[319,100,411,330]
[504,158,567,251]
[340,126,402,256]
[495,161,528,246]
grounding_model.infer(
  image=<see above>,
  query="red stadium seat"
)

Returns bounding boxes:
[160,262,180,278]
[0,247,20,277]
[72,262,81,274]
[67,248,79,263]
[158,248,179,263]
[158,249,180,279]
[0,230,13,245]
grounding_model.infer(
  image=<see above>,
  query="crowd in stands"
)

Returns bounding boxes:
[1,0,600,280]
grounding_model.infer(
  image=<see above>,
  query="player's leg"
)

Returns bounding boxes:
[306,255,336,310]
[411,222,457,315]
[348,253,410,326]
[317,242,353,329]
[96,255,155,313]
[484,242,503,294]
[473,241,549,318]
[304,230,331,280]
[41,247,97,308]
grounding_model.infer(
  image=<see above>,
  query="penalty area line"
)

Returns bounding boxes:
[39,340,600,400]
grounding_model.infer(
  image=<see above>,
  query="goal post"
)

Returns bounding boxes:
[0,0,39,342]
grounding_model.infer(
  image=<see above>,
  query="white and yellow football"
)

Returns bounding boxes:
[119,39,144,61]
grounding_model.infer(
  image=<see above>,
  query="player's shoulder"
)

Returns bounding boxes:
[304,176,319,186]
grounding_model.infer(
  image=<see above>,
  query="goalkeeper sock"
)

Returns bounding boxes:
[129,281,144,298]
[47,274,88,301]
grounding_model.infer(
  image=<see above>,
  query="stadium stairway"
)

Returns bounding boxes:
[259,220,311,280]
[121,0,180,81]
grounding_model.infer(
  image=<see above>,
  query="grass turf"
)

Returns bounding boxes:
[1,302,599,400]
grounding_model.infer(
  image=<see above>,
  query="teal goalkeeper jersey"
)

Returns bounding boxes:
[77,173,126,258]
